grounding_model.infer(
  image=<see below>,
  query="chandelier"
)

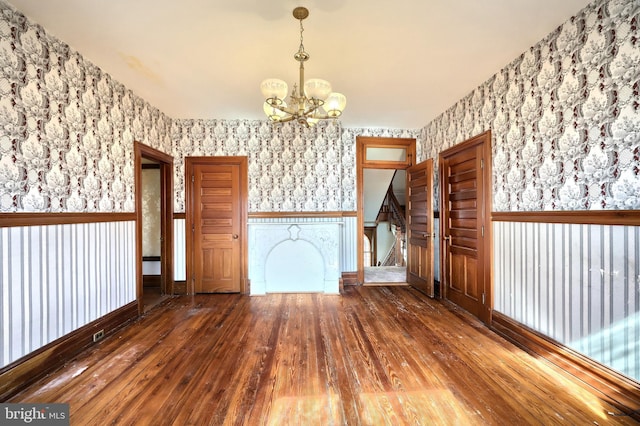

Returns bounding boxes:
[260,7,346,127]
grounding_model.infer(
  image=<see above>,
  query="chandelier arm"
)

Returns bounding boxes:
[301,103,323,117]
[275,114,296,123]
[270,103,296,115]
[265,97,284,107]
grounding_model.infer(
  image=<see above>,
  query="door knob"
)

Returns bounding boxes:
[232,234,239,239]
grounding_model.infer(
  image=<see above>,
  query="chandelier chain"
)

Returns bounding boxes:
[295,18,309,62]
[299,19,304,51]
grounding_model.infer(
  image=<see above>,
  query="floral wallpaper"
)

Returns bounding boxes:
[421,0,640,211]
[0,1,172,213]
[171,119,345,212]
[1,0,638,214]
[170,120,419,213]
[0,0,419,216]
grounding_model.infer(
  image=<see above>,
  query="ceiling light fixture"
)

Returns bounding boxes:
[260,7,346,127]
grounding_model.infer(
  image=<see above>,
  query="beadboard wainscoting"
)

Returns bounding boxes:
[0,220,137,369]
[434,217,440,282]
[173,218,187,282]
[493,219,640,384]
[248,217,346,295]
[340,215,358,274]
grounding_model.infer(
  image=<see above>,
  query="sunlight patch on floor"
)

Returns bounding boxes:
[359,389,477,425]
[267,393,342,425]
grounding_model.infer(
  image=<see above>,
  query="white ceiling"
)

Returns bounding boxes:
[6,0,593,129]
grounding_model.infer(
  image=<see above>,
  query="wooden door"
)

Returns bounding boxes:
[186,157,247,293]
[406,159,434,296]
[440,131,491,324]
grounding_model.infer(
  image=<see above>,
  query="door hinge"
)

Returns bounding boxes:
[480,158,484,169]
[482,293,486,304]
[481,225,484,237]
[191,174,195,183]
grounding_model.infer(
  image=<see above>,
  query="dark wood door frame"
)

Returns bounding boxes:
[134,141,174,315]
[439,130,492,324]
[356,136,416,284]
[185,156,249,294]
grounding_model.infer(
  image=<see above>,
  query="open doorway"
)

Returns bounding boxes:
[362,169,407,284]
[135,142,174,314]
[356,137,416,285]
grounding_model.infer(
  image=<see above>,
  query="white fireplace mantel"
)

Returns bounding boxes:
[248,222,341,295]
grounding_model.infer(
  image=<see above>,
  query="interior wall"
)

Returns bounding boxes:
[495,221,640,382]
[141,168,161,257]
[171,120,343,212]
[0,2,171,368]
[169,123,419,276]
[375,222,395,265]
[420,0,638,212]
[170,121,420,214]
[141,167,161,274]
[0,221,136,368]
[5,0,637,386]
[419,0,639,383]
[0,0,421,368]
[0,1,173,214]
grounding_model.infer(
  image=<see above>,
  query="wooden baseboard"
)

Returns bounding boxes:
[0,302,138,401]
[143,275,161,288]
[341,272,358,286]
[491,311,640,420]
[173,280,187,295]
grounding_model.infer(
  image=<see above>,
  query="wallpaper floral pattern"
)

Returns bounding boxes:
[171,119,346,212]
[420,0,640,211]
[171,120,417,212]
[0,1,172,213]
[1,0,638,214]
[0,0,420,217]
[170,119,419,213]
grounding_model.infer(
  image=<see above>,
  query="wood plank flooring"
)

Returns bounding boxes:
[8,286,637,425]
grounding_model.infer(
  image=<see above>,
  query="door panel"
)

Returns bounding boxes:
[406,159,434,297]
[441,131,491,323]
[191,161,244,293]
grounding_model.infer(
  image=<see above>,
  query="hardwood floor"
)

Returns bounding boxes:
[142,286,170,313]
[9,286,637,425]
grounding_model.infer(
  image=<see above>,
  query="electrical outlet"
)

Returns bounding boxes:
[93,329,104,342]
